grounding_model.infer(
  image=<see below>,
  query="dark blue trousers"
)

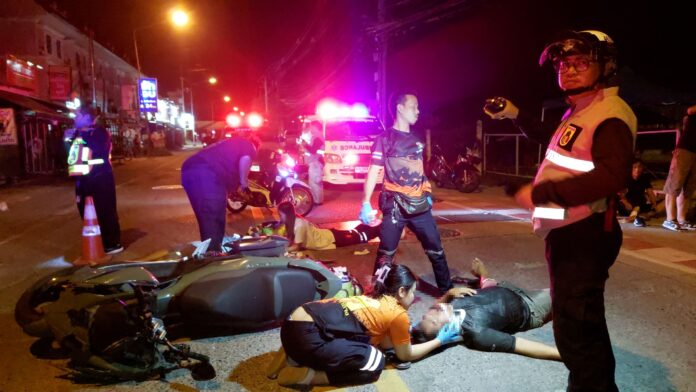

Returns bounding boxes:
[181,165,227,252]
[546,213,621,392]
[375,192,452,292]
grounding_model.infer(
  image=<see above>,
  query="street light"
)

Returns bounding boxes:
[170,9,190,27]
[131,9,191,131]
[223,95,231,103]
[208,77,217,85]
[133,9,190,75]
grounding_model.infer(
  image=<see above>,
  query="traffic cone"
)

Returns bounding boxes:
[74,196,109,266]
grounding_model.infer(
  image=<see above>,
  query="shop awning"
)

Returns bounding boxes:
[0,89,69,119]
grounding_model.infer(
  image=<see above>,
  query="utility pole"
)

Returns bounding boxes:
[263,77,269,115]
[88,30,97,107]
[376,0,388,125]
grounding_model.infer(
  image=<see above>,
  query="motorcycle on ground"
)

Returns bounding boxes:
[15,235,362,382]
[226,149,314,216]
[427,143,481,193]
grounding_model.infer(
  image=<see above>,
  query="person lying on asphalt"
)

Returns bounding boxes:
[412,259,561,361]
[277,201,381,251]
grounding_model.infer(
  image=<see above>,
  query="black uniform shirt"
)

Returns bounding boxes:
[183,137,257,192]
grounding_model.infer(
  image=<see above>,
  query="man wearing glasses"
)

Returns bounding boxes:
[484,30,636,391]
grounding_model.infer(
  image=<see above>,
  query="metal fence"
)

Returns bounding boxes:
[483,129,678,179]
[19,117,65,174]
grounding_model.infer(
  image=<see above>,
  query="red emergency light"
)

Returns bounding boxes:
[226,114,242,127]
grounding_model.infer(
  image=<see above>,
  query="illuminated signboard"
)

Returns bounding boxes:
[5,56,38,93]
[138,77,158,112]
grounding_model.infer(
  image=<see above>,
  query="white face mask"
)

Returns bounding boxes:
[452,308,466,325]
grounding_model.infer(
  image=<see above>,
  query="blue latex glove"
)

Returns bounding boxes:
[359,202,376,225]
[436,321,462,345]
[427,195,433,206]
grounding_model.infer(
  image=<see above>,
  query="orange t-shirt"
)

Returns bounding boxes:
[337,295,411,346]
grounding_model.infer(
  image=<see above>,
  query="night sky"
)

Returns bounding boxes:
[41,0,693,130]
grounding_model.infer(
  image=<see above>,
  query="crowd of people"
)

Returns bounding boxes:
[64,27,695,391]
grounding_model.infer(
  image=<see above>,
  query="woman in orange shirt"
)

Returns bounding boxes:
[266,264,464,387]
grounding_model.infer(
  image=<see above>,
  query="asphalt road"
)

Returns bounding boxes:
[0,149,695,392]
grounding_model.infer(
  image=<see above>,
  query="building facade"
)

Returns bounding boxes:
[0,0,192,180]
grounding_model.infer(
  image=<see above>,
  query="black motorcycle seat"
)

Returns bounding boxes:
[177,266,317,332]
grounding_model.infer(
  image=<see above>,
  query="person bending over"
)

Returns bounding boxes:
[278,201,381,251]
[265,264,461,387]
[412,259,561,361]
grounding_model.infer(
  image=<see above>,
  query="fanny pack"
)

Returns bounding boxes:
[392,191,431,215]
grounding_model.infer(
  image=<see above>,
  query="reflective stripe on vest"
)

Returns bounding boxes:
[532,207,567,220]
[544,150,594,172]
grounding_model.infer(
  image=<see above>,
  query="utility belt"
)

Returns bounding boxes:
[380,190,431,216]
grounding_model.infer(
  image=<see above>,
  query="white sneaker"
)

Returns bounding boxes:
[105,244,124,255]
[662,220,684,232]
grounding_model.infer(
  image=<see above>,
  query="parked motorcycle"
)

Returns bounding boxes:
[15,235,362,381]
[427,144,481,193]
[227,149,314,216]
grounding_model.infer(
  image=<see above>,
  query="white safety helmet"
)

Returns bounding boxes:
[539,29,619,91]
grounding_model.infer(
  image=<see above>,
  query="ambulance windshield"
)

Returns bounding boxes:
[324,118,382,141]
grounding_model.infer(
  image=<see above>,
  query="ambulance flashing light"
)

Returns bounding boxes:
[316,99,369,120]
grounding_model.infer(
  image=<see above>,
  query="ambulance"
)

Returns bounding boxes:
[303,100,385,185]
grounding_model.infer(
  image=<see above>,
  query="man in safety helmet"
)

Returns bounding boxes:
[67,104,123,254]
[484,30,636,391]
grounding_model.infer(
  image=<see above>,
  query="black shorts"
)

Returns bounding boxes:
[280,320,385,385]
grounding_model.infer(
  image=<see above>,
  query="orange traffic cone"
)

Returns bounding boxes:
[74,196,109,266]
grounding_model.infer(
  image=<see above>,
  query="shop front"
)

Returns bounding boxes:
[0,89,71,182]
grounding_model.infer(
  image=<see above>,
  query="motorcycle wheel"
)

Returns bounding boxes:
[458,170,481,193]
[226,193,248,213]
[281,186,314,216]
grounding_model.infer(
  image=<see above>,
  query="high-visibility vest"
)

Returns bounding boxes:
[67,134,105,176]
[532,87,637,237]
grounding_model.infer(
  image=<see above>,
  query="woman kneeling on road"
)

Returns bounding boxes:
[266,264,461,387]
[277,201,381,251]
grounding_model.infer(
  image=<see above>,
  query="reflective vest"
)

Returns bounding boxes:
[67,133,105,176]
[532,87,637,237]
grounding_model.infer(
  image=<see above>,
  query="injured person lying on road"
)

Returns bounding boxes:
[411,258,561,361]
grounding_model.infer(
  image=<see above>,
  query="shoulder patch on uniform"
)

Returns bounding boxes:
[557,124,583,151]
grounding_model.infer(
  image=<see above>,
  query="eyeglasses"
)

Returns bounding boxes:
[553,57,594,74]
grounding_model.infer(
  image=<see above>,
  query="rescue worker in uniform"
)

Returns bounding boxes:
[359,91,453,294]
[181,135,258,253]
[484,30,636,391]
[67,105,123,254]
[300,122,324,205]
